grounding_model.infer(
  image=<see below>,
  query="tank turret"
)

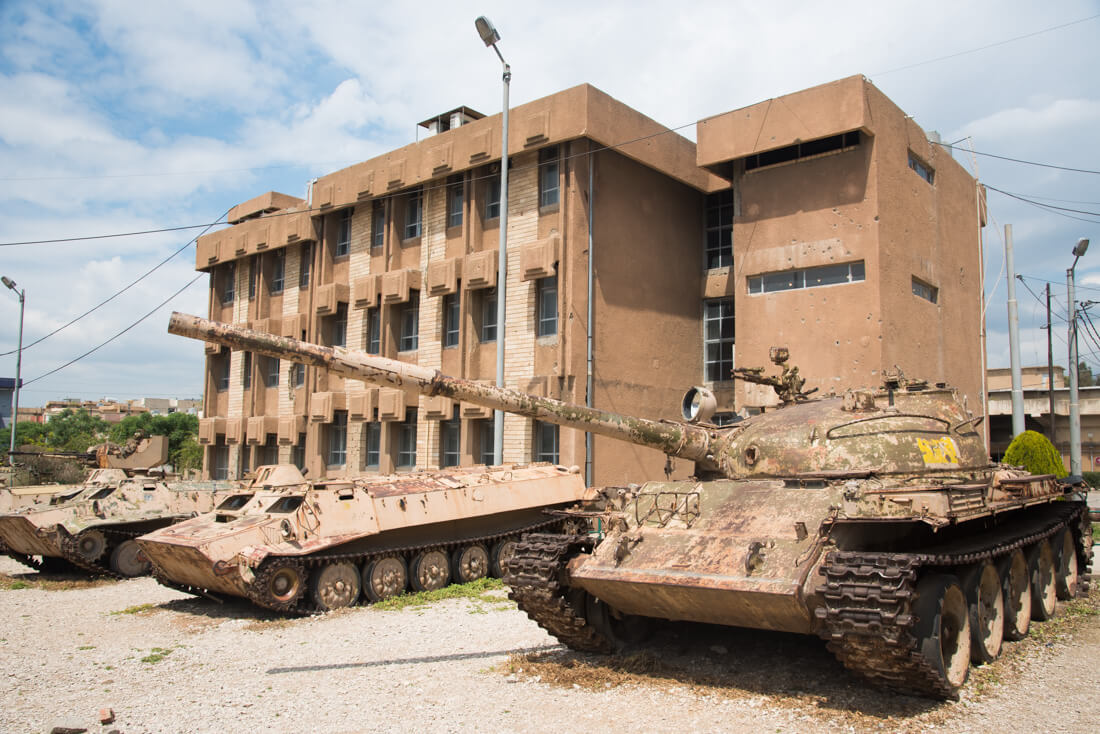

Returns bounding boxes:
[169,312,990,480]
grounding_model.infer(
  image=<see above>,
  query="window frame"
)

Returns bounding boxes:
[364,421,381,470]
[538,146,560,209]
[536,275,557,337]
[747,261,866,295]
[477,419,494,466]
[221,262,236,304]
[484,177,501,221]
[248,258,257,300]
[366,307,381,355]
[327,303,348,348]
[399,292,420,352]
[908,151,935,185]
[440,408,460,468]
[447,174,464,229]
[912,276,939,304]
[703,298,735,383]
[216,352,231,392]
[372,201,385,249]
[270,249,286,295]
[242,351,252,391]
[442,293,460,348]
[335,209,352,257]
[704,189,733,270]
[327,410,348,468]
[299,243,311,288]
[395,409,418,469]
[479,288,498,343]
[264,356,280,388]
[533,420,559,463]
[403,188,422,240]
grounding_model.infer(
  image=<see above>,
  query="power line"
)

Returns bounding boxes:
[22,274,206,387]
[986,185,1100,216]
[935,142,1100,176]
[873,13,1100,76]
[0,209,229,357]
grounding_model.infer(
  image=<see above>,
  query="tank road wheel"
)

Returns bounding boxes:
[252,559,308,612]
[410,550,451,592]
[960,561,1004,664]
[109,540,151,578]
[1053,529,1080,601]
[913,574,971,698]
[310,563,362,611]
[999,549,1032,641]
[75,530,107,562]
[452,545,490,584]
[1027,539,1057,621]
[490,539,519,578]
[363,556,408,602]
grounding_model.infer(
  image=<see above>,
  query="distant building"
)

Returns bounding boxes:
[0,377,19,430]
[194,76,985,482]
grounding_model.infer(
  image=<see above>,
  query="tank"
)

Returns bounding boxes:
[137,462,588,613]
[168,313,1093,699]
[0,472,239,577]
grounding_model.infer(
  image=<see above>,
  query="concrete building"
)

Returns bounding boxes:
[194,76,985,482]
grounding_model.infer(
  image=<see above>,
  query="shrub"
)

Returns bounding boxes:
[1003,430,1068,477]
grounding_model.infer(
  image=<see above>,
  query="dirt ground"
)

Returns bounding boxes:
[1,555,1097,734]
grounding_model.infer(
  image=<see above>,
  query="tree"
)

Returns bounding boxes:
[1003,430,1067,478]
[41,409,108,452]
[1078,361,1096,388]
[108,411,200,470]
[173,435,204,474]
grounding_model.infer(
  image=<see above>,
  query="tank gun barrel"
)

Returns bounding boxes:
[169,313,719,469]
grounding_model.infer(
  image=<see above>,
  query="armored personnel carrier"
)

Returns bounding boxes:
[168,313,1092,699]
[0,474,238,577]
[138,462,587,613]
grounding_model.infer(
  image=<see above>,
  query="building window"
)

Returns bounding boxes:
[747,261,866,294]
[372,201,385,249]
[477,419,494,465]
[399,292,420,352]
[366,307,381,355]
[363,422,381,470]
[403,187,422,240]
[908,152,935,184]
[705,189,733,270]
[221,262,235,304]
[336,209,352,257]
[212,442,229,480]
[327,410,348,468]
[216,352,231,392]
[447,174,464,229]
[299,243,311,288]
[479,288,497,343]
[536,275,557,337]
[293,363,305,388]
[248,258,257,300]
[745,130,860,172]
[442,293,460,348]
[265,357,280,388]
[242,351,252,390]
[912,277,939,304]
[291,434,305,471]
[396,409,418,469]
[704,298,735,382]
[440,407,460,468]
[240,446,250,477]
[270,249,285,295]
[533,421,559,463]
[538,146,560,208]
[325,303,348,347]
[261,436,278,466]
[485,178,500,220]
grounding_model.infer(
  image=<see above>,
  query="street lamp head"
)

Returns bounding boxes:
[475,16,500,46]
[1,276,15,292]
[1074,238,1090,258]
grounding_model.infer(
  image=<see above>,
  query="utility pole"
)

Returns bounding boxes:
[1068,237,1090,476]
[1046,283,1056,443]
[1005,225,1025,436]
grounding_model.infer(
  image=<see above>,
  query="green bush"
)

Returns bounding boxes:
[1003,430,1068,477]
[1081,471,1100,489]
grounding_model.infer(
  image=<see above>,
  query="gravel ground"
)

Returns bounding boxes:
[1,554,1098,734]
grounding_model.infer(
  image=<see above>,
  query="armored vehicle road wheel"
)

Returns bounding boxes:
[452,544,489,584]
[960,561,1003,664]
[363,556,408,602]
[76,530,108,562]
[109,540,151,578]
[410,550,450,592]
[252,559,308,612]
[1000,549,1031,641]
[1053,529,1079,600]
[913,574,970,698]
[490,539,518,578]
[311,562,361,611]
[1027,539,1057,621]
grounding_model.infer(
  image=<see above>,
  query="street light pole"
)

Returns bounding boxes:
[2,276,24,455]
[475,15,509,465]
[1067,237,1090,476]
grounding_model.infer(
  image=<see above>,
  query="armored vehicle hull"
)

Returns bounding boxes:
[167,313,1093,698]
[0,476,239,577]
[138,463,588,613]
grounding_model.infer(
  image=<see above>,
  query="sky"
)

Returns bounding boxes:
[0,0,1097,407]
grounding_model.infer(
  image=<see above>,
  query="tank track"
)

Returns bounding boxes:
[2,550,46,572]
[56,527,149,580]
[504,533,614,653]
[238,516,569,615]
[817,502,1089,699]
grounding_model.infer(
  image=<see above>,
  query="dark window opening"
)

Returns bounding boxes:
[372,201,385,249]
[216,494,254,511]
[336,209,352,257]
[704,298,735,382]
[536,275,557,337]
[908,152,935,184]
[912,277,939,304]
[745,130,860,171]
[538,146,560,208]
[705,189,733,269]
[447,174,464,229]
[399,292,420,352]
[534,421,559,463]
[267,496,304,513]
[443,293,460,348]
[299,243,311,288]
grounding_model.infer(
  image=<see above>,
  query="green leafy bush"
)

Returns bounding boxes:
[1003,430,1068,477]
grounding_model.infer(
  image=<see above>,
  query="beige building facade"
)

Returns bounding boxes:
[194,76,985,483]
